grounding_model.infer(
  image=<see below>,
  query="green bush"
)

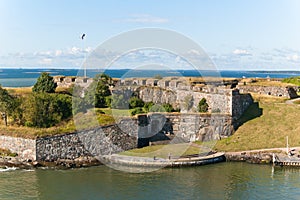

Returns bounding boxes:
[84,73,113,108]
[143,102,154,112]
[142,102,176,113]
[149,104,165,112]
[23,93,72,128]
[198,98,209,113]
[161,103,174,112]
[129,96,144,108]
[111,94,128,109]
[0,86,22,126]
[130,107,145,116]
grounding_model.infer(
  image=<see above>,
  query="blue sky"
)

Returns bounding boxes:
[1,0,300,70]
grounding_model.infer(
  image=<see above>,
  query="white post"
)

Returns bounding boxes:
[82,33,87,78]
[272,153,276,163]
[286,136,289,155]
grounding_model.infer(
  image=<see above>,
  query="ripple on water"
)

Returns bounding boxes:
[0,169,40,200]
[1,163,300,200]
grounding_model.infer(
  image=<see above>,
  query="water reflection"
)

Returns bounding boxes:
[1,163,300,200]
[0,170,40,200]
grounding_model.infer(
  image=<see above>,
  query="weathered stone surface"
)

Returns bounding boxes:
[36,123,138,162]
[232,92,253,121]
[0,136,36,160]
[137,113,234,148]
[113,78,253,120]
[237,85,298,99]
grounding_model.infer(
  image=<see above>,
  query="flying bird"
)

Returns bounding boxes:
[81,33,86,40]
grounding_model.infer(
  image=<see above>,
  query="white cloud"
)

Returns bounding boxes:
[55,50,63,56]
[187,49,201,56]
[38,58,52,65]
[232,49,252,56]
[69,46,81,55]
[121,14,169,24]
[287,54,300,62]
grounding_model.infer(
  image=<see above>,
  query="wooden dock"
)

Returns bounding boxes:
[274,154,300,167]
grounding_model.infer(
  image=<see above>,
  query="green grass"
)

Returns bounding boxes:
[98,108,132,117]
[214,94,300,152]
[282,76,300,86]
[119,143,213,159]
[0,111,116,139]
[5,87,32,96]
[248,81,295,87]
[0,148,17,157]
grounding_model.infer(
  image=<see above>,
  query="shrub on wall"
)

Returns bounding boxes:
[130,107,145,116]
[198,98,209,113]
[143,102,154,112]
[129,96,144,109]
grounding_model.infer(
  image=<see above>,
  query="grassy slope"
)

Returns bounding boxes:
[119,143,207,159]
[247,81,296,87]
[214,93,300,152]
[0,111,116,139]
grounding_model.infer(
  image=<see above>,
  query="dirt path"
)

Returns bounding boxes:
[227,146,300,155]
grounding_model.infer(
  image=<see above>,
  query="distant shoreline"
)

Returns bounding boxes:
[1,68,300,87]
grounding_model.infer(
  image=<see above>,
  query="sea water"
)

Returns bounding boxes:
[0,163,300,200]
[0,68,300,87]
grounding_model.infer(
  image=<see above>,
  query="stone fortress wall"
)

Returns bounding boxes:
[3,75,295,162]
[113,77,253,120]
[53,76,93,88]
[237,84,298,98]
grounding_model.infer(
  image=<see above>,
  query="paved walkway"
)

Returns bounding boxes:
[286,97,300,105]
[101,152,225,167]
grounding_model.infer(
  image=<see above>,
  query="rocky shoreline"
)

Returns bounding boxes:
[225,152,273,164]
[0,156,102,170]
[0,149,294,170]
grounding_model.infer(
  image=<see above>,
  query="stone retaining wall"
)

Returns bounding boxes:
[1,113,236,162]
[232,92,253,121]
[36,123,138,162]
[0,136,36,160]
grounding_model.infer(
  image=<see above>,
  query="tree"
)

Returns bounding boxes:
[111,94,128,109]
[198,98,209,113]
[32,72,57,93]
[0,86,20,126]
[23,93,72,128]
[85,73,112,108]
